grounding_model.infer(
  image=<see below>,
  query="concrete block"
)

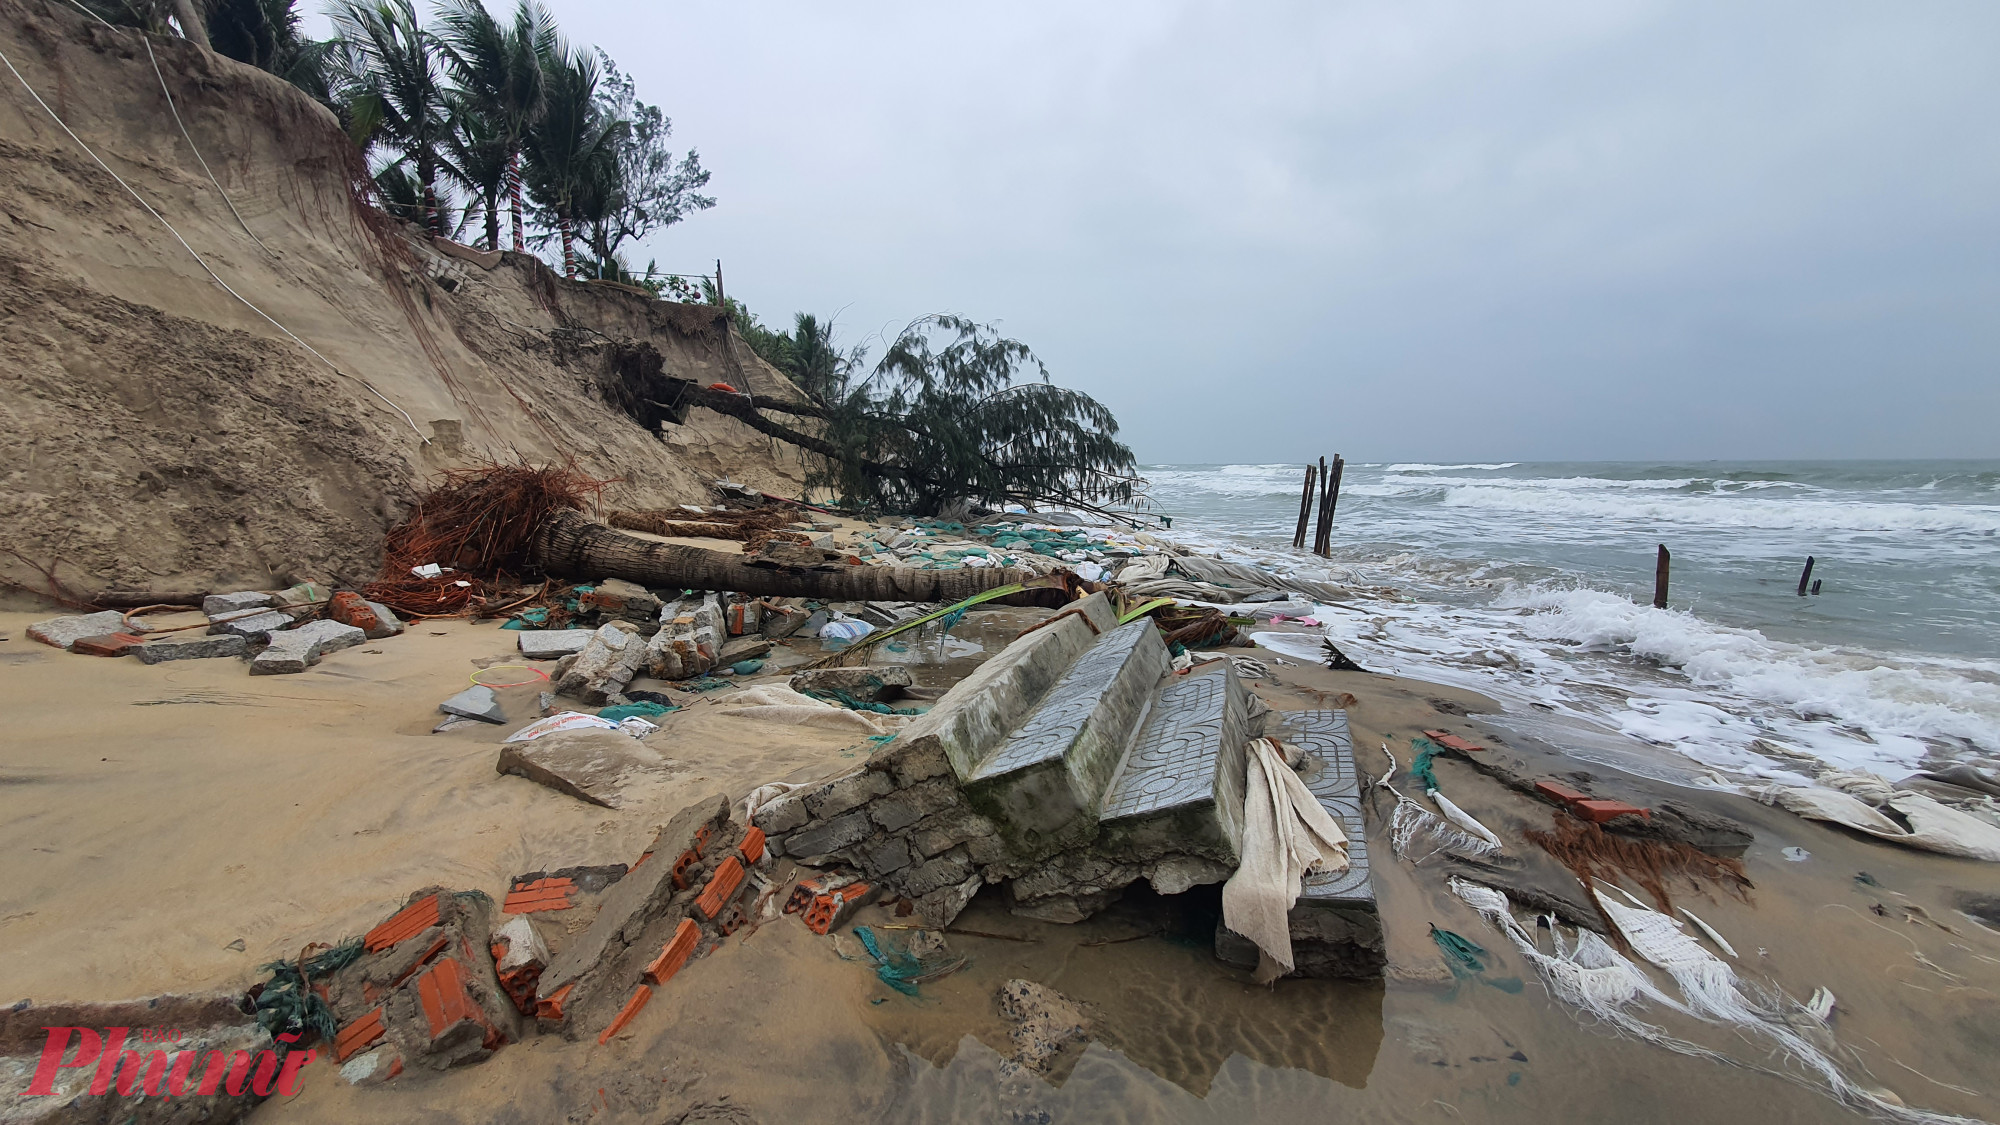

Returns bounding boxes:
[790,665,913,703]
[804,769,896,821]
[786,811,874,858]
[861,836,913,875]
[518,629,593,659]
[134,633,249,664]
[203,591,273,617]
[751,792,810,835]
[362,600,406,639]
[28,610,147,651]
[868,777,961,833]
[439,685,506,724]
[554,624,646,703]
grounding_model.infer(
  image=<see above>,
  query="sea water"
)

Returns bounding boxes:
[1138,461,2000,782]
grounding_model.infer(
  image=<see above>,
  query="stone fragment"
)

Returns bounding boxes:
[518,629,593,659]
[554,624,647,703]
[203,590,273,617]
[996,980,1093,1074]
[718,635,772,664]
[751,792,810,835]
[134,634,249,664]
[495,728,669,808]
[249,619,366,674]
[790,665,914,703]
[439,685,506,724]
[362,600,407,639]
[209,609,293,641]
[759,604,810,640]
[28,610,147,651]
[915,872,985,929]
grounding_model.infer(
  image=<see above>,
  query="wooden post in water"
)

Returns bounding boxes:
[1653,545,1670,609]
[1326,455,1346,536]
[1313,456,1333,557]
[1796,556,1815,597]
[1293,464,1317,549]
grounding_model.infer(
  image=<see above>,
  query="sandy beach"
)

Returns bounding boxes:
[3,603,1993,1123]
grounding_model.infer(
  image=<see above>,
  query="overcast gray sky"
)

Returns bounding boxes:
[335,1,2000,463]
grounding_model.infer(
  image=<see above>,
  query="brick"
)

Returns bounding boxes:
[71,633,146,657]
[365,895,441,952]
[903,851,974,898]
[643,919,700,985]
[670,850,701,890]
[415,958,481,1039]
[867,777,960,832]
[597,985,652,1044]
[786,811,873,858]
[1575,799,1650,823]
[536,982,574,1022]
[738,827,766,865]
[334,1008,386,1062]
[1423,729,1486,752]
[329,591,382,634]
[503,876,576,913]
[803,881,876,935]
[694,856,745,920]
[1534,780,1589,805]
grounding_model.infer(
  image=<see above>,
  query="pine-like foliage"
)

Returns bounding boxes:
[808,314,1140,517]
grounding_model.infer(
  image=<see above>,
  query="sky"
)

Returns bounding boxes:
[317,1,2000,463]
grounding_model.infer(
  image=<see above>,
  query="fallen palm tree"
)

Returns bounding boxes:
[532,509,1038,601]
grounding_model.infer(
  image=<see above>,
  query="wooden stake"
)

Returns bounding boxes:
[1653,544,1670,609]
[1797,556,1815,597]
[1313,456,1333,557]
[1293,464,1317,549]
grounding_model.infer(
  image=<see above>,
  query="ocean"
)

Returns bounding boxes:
[1137,460,2000,783]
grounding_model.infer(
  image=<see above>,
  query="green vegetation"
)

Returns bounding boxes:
[91,0,712,279]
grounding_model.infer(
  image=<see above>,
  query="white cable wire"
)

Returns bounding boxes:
[0,42,427,441]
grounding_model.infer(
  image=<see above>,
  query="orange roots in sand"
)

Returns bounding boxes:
[1525,812,1753,938]
[365,463,610,617]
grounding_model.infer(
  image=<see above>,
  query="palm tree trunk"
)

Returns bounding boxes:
[533,510,1032,601]
[558,214,576,278]
[172,0,210,51]
[507,152,526,253]
[484,187,501,251]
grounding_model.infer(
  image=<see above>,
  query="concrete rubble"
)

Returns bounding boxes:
[439,685,506,724]
[495,728,671,808]
[250,619,367,675]
[26,610,150,651]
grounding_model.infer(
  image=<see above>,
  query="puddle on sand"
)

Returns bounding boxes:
[858,886,1384,1098]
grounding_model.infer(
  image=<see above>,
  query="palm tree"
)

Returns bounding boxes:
[521,39,623,277]
[434,0,553,252]
[331,0,450,235]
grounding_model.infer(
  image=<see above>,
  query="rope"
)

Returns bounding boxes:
[61,0,271,254]
[0,38,427,442]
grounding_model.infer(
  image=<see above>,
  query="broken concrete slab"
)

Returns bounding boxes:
[790,665,914,703]
[208,608,294,641]
[518,629,593,659]
[134,634,249,664]
[202,590,273,617]
[555,624,648,703]
[535,794,732,1036]
[495,728,669,808]
[362,600,406,639]
[718,635,772,664]
[440,685,506,724]
[27,610,149,651]
[249,619,366,675]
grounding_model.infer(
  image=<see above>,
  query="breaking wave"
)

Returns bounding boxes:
[1440,487,2000,534]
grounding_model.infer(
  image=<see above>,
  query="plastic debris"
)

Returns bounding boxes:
[503,711,620,743]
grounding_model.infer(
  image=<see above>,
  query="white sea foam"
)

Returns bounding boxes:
[1383,462,1520,472]
[1441,486,2000,534]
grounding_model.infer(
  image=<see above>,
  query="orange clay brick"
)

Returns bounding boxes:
[643,919,700,985]
[364,895,440,952]
[416,958,480,1038]
[1535,780,1589,805]
[694,857,745,920]
[334,1009,385,1062]
[670,850,701,890]
[597,985,652,1045]
[738,827,766,865]
[1575,799,1650,823]
[1422,729,1486,752]
[536,982,574,1022]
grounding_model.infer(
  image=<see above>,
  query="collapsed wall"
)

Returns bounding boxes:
[0,0,810,598]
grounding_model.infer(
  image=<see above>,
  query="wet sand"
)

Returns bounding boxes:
[2,612,1996,1123]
